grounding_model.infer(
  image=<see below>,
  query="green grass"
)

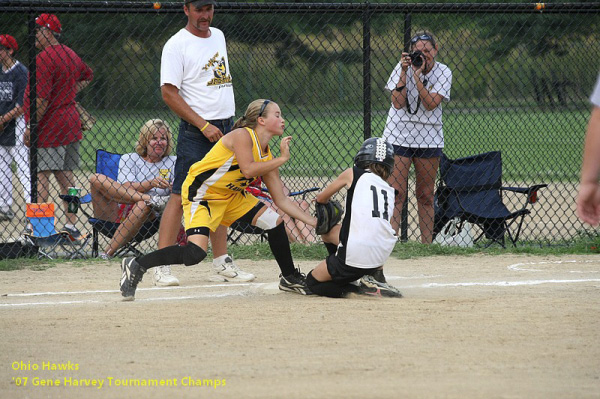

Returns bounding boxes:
[81,108,587,182]
[3,233,598,272]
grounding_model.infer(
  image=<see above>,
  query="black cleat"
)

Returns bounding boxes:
[370,268,387,283]
[358,275,403,298]
[120,257,145,301]
[279,268,313,295]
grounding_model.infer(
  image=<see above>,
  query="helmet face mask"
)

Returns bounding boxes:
[354,138,394,173]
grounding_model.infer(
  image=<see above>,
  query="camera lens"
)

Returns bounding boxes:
[410,51,424,68]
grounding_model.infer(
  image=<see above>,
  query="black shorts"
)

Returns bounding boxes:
[326,254,379,285]
[392,145,442,158]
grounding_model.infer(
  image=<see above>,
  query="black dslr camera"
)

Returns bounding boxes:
[409,50,425,68]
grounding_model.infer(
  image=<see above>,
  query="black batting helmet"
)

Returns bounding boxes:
[354,137,395,173]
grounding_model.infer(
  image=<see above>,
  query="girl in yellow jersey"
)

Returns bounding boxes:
[119,99,318,300]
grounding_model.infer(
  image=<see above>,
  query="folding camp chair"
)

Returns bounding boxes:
[23,203,88,259]
[433,151,547,248]
[227,184,320,245]
[60,149,162,258]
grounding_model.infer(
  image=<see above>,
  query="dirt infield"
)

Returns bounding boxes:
[1,254,599,399]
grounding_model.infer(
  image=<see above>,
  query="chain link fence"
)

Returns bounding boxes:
[0,1,599,258]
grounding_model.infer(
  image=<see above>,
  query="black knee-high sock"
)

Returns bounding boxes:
[306,271,345,298]
[137,243,207,269]
[324,242,337,256]
[137,245,184,270]
[267,223,295,277]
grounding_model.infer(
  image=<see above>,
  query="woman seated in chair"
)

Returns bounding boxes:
[89,119,175,260]
[245,177,316,244]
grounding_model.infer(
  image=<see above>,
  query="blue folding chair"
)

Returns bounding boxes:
[433,151,547,248]
[61,149,161,257]
[23,203,88,259]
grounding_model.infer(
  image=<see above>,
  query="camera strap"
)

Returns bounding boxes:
[406,78,428,115]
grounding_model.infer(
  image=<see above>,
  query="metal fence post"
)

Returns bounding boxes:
[363,1,371,141]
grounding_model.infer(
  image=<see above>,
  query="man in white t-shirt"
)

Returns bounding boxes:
[576,73,600,225]
[157,0,255,286]
[382,31,453,244]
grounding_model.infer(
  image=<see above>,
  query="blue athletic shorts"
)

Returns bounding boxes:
[392,145,442,159]
[172,117,234,194]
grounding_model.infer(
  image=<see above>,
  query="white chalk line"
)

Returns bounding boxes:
[508,259,600,273]
[408,278,600,288]
[1,282,258,298]
[0,291,251,308]
[1,275,599,308]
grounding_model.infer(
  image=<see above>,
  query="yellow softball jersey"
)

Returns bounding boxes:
[181,127,273,231]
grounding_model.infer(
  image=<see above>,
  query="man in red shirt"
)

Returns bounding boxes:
[24,14,93,238]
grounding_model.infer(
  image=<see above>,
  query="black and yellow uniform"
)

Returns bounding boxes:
[181,127,272,232]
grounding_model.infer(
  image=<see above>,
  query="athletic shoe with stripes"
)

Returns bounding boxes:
[152,265,180,286]
[279,268,313,295]
[120,257,145,301]
[358,274,403,298]
[209,255,255,282]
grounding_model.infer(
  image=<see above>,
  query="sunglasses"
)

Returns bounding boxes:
[410,34,434,45]
[258,100,271,118]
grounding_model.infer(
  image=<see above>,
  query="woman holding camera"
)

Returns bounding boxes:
[382,31,453,244]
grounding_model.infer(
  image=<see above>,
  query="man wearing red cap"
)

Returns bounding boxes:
[0,34,31,220]
[23,14,93,238]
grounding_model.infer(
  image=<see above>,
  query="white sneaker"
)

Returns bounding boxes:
[152,265,180,286]
[209,255,255,282]
[146,195,169,212]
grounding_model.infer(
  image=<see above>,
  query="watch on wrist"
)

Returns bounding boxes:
[394,85,406,92]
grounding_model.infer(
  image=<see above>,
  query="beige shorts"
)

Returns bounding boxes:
[38,142,80,171]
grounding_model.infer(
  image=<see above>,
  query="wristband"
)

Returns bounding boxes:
[200,122,210,132]
[394,85,406,92]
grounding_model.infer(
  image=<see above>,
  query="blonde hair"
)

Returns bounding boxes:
[135,119,174,158]
[233,99,272,130]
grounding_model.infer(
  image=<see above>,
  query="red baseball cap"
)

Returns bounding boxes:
[35,14,62,34]
[0,34,18,51]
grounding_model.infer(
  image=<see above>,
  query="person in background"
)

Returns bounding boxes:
[158,0,253,284]
[23,13,93,239]
[382,31,452,244]
[90,120,175,273]
[0,34,31,221]
[576,72,600,226]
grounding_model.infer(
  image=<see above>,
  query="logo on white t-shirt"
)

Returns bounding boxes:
[203,52,232,86]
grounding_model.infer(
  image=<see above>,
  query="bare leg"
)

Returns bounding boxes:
[158,194,183,249]
[106,201,153,256]
[311,259,332,282]
[55,170,78,225]
[414,157,440,244]
[37,171,52,203]
[388,155,412,232]
[187,233,210,253]
[267,201,300,243]
[210,225,229,258]
[90,175,121,221]
[293,200,316,243]
[321,224,341,246]
[90,174,151,206]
